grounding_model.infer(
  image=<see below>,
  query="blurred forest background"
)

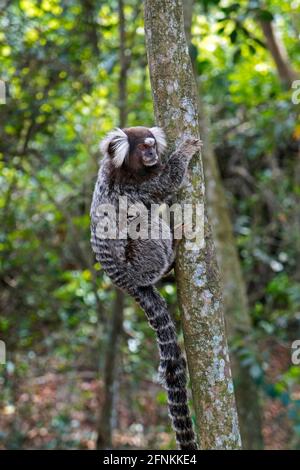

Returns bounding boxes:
[0,0,300,450]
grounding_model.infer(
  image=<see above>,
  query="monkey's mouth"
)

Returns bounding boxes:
[143,157,158,167]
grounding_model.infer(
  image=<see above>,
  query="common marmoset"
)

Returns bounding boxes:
[90,126,201,450]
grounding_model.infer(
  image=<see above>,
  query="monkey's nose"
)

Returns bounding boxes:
[143,153,158,166]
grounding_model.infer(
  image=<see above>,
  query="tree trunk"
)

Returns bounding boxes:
[201,111,263,449]
[182,0,193,44]
[260,19,297,88]
[97,289,125,449]
[96,0,127,449]
[144,0,241,449]
[179,1,264,449]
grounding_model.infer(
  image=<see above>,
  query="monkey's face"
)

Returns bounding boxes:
[136,138,159,167]
[100,126,167,171]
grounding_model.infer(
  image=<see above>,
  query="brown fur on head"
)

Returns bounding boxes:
[100,126,167,176]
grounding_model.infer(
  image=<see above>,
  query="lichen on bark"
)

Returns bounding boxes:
[144,0,241,449]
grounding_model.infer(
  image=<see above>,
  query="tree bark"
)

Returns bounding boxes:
[260,19,297,88]
[182,0,193,44]
[180,2,263,448]
[144,0,241,449]
[96,0,127,449]
[118,0,128,129]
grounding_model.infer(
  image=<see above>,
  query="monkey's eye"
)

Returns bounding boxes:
[138,143,148,151]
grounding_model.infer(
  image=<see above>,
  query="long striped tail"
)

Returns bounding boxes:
[130,285,197,450]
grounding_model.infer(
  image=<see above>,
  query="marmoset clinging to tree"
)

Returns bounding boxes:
[90,126,202,450]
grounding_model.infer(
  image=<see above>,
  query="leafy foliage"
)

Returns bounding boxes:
[0,0,300,449]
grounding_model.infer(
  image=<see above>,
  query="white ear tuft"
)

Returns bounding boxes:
[149,127,167,155]
[99,128,129,168]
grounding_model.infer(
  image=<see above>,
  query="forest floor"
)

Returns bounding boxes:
[0,339,297,450]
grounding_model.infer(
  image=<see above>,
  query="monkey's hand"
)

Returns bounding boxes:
[178,137,203,160]
[142,138,203,202]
